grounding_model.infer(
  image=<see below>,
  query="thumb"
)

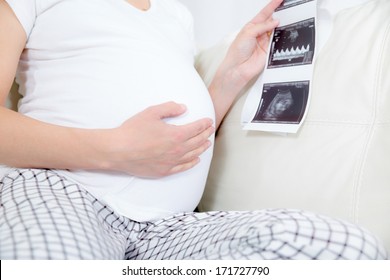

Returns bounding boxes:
[246,18,279,38]
[150,101,187,120]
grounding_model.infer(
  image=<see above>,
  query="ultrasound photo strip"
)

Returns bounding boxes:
[275,0,315,11]
[241,0,317,133]
[268,18,315,69]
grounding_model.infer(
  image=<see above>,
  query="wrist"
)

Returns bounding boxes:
[211,58,248,97]
[73,128,118,172]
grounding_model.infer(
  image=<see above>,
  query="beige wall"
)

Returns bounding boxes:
[180,0,268,49]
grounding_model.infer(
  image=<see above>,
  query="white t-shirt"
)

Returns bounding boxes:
[5,0,215,221]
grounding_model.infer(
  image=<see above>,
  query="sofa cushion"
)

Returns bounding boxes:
[196,0,390,252]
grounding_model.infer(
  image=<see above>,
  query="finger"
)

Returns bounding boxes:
[167,126,213,167]
[182,125,214,153]
[179,139,212,163]
[178,118,214,141]
[251,0,283,24]
[149,101,187,119]
[168,157,201,175]
[245,18,280,38]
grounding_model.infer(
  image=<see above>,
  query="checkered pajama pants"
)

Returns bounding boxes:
[0,169,387,260]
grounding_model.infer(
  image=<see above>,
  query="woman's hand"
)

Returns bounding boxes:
[102,102,214,178]
[209,0,282,127]
[221,0,282,90]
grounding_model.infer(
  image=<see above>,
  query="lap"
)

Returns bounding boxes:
[1,169,387,260]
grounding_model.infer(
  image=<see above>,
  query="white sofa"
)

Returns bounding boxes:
[195,0,390,253]
[6,0,389,254]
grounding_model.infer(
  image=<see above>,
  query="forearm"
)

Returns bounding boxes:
[0,106,110,171]
[208,64,246,129]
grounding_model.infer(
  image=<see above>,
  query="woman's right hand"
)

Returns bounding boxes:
[101,102,215,178]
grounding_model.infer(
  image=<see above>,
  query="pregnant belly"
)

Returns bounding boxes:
[100,83,215,221]
[41,51,216,221]
[58,68,215,221]
[60,97,214,222]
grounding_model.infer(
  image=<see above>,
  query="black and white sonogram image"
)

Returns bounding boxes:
[268,18,315,69]
[252,81,309,124]
[276,0,314,11]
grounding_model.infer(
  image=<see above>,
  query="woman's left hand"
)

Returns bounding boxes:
[209,0,282,127]
[219,0,282,91]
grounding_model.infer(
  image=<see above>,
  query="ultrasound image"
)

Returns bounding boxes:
[268,18,315,69]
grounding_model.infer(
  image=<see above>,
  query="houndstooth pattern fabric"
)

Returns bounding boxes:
[0,169,387,260]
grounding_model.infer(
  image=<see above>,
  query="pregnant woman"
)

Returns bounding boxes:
[0,0,387,259]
